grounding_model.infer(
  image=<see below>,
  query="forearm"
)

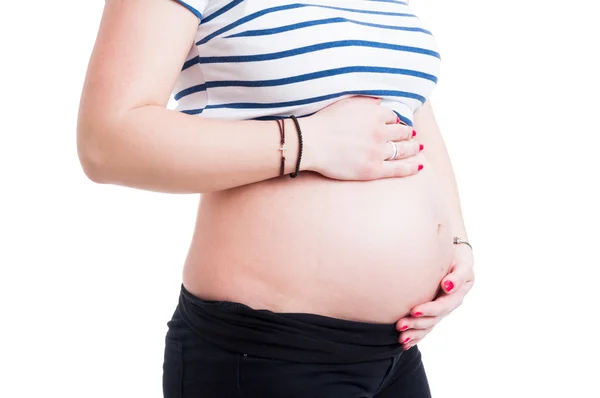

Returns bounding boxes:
[414,101,468,240]
[77,105,304,194]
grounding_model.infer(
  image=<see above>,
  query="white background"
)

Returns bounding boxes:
[1,0,599,397]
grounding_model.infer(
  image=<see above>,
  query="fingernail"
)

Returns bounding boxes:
[444,280,455,292]
[404,345,412,351]
[413,312,423,317]
[419,144,424,151]
[396,116,401,124]
[403,337,411,344]
[412,130,417,137]
[400,325,409,331]
[418,165,424,171]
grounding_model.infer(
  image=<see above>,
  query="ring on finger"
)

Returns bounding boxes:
[386,140,398,161]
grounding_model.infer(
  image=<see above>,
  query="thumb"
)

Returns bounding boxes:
[440,274,460,294]
[441,248,476,294]
[441,256,475,293]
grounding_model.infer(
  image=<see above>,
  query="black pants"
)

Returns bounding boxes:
[163,286,432,398]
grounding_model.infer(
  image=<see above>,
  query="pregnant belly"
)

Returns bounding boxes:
[183,156,454,323]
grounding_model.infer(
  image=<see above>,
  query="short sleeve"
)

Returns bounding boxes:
[174,0,210,22]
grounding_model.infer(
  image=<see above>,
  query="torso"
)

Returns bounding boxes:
[174,0,440,125]
[176,0,451,323]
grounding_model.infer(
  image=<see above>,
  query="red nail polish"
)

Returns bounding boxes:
[418,165,424,171]
[412,130,417,137]
[403,337,411,344]
[444,280,455,292]
[396,117,401,124]
[414,312,423,317]
[400,325,409,331]
[419,144,424,151]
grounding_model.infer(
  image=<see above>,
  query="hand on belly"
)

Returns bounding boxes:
[184,158,454,324]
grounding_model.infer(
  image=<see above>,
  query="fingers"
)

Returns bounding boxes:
[384,140,423,161]
[398,328,432,350]
[379,107,399,124]
[403,341,419,351]
[410,290,465,318]
[396,315,439,332]
[396,314,443,350]
[396,314,440,350]
[383,123,415,142]
[380,158,424,178]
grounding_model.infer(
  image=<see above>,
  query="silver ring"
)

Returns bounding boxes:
[386,141,398,161]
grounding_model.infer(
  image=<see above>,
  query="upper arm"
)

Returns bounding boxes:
[78,0,205,125]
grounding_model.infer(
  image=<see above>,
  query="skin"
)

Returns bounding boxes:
[77,0,475,351]
[397,102,476,349]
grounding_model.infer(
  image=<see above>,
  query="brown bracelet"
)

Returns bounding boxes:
[276,119,286,177]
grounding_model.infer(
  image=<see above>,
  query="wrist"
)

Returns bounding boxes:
[453,237,473,260]
[277,118,297,175]
[294,115,322,173]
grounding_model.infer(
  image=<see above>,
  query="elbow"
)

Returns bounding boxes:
[77,138,109,184]
[78,146,108,184]
[76,121,113,184]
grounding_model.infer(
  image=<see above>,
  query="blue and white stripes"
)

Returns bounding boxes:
[173,0,441,126]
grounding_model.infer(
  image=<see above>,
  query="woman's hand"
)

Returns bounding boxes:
[395,245,475,350]
[301,96,424,180]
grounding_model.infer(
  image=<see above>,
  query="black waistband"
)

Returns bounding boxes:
[178,284,403,364]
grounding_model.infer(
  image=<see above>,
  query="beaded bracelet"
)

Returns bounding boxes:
[289,115,303,178]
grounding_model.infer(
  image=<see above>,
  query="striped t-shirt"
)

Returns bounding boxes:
[173,0,440,127]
